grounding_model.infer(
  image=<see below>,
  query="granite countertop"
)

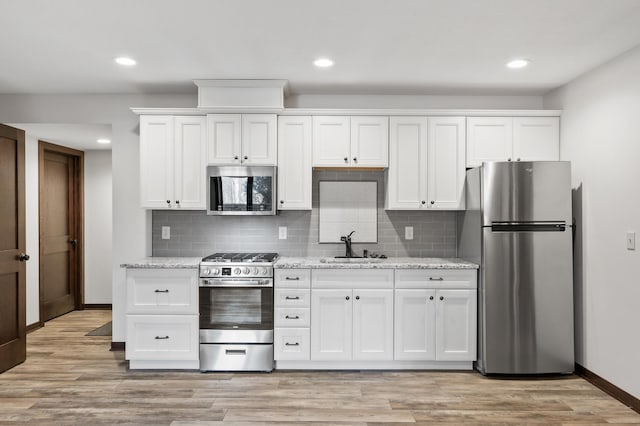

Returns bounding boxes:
[274,256,478,270]
[120,257,201,269]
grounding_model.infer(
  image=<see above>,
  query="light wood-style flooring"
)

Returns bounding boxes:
[0,310,638,425]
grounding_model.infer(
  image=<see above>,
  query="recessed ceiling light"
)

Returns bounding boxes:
[314,58,334,68]
[114,57,136,66]
[506,59,530,69]
[97,138,111,144]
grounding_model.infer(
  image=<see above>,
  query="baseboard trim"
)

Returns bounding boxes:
[83,304,112,310]
[110,342,125,352]
[26,321,44,334]
[575,363,640,414]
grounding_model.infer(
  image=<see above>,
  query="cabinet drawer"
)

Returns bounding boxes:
[395,269,477,289]
[125,315,198,361]
[275,308,310,327]
[275,269,311,288]
[275,289,310,308]
[275,328,310,361]
[312,268,394,289]
[126,268,198,314]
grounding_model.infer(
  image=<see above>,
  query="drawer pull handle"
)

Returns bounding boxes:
[285,315,300,320]
[154,289,170,293]
[428,277,444,281]
[285,342,300,346]
[155,336,169,340]
[225,349,246,355]
[285,277,300,281]
[285,296,300,300]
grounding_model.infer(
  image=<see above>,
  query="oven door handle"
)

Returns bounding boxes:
[200,278,273,287]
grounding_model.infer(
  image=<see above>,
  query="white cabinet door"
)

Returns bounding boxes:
[310,289,352,360]
[242,114,277,165]
[394,289,436,361]
[513,117,559,161]
[387,117,428,209]
[435,289,477,361]
[140,115,174,209]
[126,314,199,361]
[350,116,389,167]
[312,116,351,166]
[427,117,466,210]
[277,116,312,210]
[126,268,199,315]
[206,114,241,164]
[466,117,513,167]
[352,289,393,360]
[174,116,206,209]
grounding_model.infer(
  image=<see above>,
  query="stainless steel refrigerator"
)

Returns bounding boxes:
[458,161,574,375]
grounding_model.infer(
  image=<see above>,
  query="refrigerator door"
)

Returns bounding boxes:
[482,161,572,225]
[480,226,574,374]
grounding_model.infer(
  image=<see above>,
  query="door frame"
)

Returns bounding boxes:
[38,141,85,318]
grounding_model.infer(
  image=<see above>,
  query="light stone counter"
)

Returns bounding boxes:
[274,256,478,269]
[120,257,201,269]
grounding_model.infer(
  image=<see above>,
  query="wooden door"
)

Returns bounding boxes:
[0,124,27,373]
[39,142,83,322]
[352,289,393,360]
[310,289,352,361]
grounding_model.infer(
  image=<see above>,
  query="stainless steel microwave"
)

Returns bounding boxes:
[206,165,276,215]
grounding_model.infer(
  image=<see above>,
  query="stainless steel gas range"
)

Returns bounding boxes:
[199,252,278,372]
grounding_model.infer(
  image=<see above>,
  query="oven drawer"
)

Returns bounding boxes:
[274,308,310,327]
[125,315,199,361]
[200,344,273,372]
[275,289,310,308]
[275,328,310,361]
[275,269,311,288]
[126,269,198,314]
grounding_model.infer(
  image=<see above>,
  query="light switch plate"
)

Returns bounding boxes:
[279,226,287,240]
[405,226,414,240]
[627,231,635,250]
[161,226,170,240]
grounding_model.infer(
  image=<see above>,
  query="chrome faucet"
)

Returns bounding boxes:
[340,231,356,258]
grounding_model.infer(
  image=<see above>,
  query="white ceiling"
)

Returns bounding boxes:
[1,0,640,96]
[8,124,113,151]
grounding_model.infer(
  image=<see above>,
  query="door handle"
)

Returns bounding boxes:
[69,239,78,246]
[18,253,30,262]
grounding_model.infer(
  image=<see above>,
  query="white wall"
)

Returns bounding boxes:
[544,45,640,399]
[24,135,40,326]
[84,150,112,304]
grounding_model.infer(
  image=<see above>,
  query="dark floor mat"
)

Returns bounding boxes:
[86,321,112,336]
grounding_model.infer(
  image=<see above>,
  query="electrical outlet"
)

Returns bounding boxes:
[161,226,170,240]
[405,226,414,240]
[279,226,287,240]
[627,231,635,250]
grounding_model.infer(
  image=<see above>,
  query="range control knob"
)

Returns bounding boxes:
[233,268,241,275]
[243,267,251,275]
[252,267,260,275]
[211,268,220,276]
[262,268,269,275]
[203,268,211,276]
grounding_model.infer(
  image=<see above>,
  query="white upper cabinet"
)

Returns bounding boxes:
[312,116,389,167]
[467,116,559,167]
[140,115,206,209]
[277,116,312,210]
[387,117,465,210]
[512,117,560,161]
[207,114,277,165]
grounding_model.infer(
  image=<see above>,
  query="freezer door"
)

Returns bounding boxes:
[480,227,574,374]
[482,161,572,224]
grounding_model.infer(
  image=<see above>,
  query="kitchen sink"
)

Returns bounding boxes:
[320,257,384,264]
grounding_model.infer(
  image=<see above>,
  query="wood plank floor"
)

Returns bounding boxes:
[0,310,638,425]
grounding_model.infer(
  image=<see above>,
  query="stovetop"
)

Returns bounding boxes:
[202,252,279,263]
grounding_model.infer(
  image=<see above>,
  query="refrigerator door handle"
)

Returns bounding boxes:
[491,223,566,232]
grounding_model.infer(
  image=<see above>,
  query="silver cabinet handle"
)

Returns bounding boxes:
[285,296,300,300]
[429,277,444,281]
[154,289,169,293]
[285,342,300,346]
[155,336,169,340]
[285,315,300,320]
[285,276,300,281]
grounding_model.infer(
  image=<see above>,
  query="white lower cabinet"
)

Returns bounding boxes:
[394,270,477,362]
[274,269,311,361]
[125,268,199,369]
[310,289,353,361]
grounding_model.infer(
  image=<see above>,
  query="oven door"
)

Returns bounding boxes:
[199,281,274,344]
